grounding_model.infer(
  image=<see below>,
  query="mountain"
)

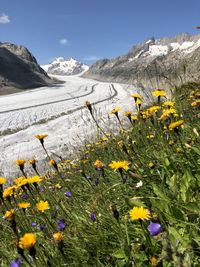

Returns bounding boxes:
[41,57,89,75]
[0,42,56,94]
[83,33,200,89]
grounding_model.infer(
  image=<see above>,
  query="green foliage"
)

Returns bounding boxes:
[0,83,200,266]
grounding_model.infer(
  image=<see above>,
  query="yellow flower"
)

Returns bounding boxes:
[34,134,48,140]
[53,232,63,242]
[49,159,56,166]
[162,101,175,107]
[19,233,36,250]
[111,107,122,114]
[168,120,184,130]
[15,160,26,166]
[152,90,166,97]
[147,106,161,114]
[135,99,142,105]
[29,159,37,165]
[14,177,26,185]
[131,115,138,121]
[0,177,6,185]
[27,176,43,184]
[3,209,15,221]
[36,200,50,212]
[94,160,104,169]
[18,202,30,209]
[129,206,151,221]
[109,161,130,171]
[150,256,158,266]
[131,93,142,99]
[124,111,132,117]
[3,186,17,198]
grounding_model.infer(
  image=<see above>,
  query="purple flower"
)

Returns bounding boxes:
[10,258,20,267]
[40,224,45,231]
[147,222,162,236]
[57,219,66,231]
[65,191,72,198]
[90,212,96,222]
[21,194,29,200]
[31,222,37,227]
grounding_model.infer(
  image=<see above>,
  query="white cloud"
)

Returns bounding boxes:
[0,13,10,24]
[83,56,100,61]
[59,38,68,45]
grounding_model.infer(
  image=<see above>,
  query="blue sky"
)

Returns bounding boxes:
[0,0,200,65]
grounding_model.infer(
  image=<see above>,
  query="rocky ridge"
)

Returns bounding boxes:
[83,33,200,89]
[0,42,56,94]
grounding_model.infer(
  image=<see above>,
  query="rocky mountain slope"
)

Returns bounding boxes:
[83,33,200,89]
[0,42,55,94]
[41,57,89,75]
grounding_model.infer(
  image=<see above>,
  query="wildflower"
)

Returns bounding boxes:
[94,160,104,169]
[65,191,72,198]
[111,107,122,114]
[3,186,17,198]
[150,256,158,266]
[18,202,30,209]
[131,115,138,121]
[147,222,162,236]
[53,232,63,242]
[152,89,166,104]
[10,258,21,267]
[131,93,142,102]
[109,161,130,171]
[40,224,45,231]
[29,159,38,173]
[4,209,15,221]
[57,219,66,231]
[49,159,59,171]
[36,200,50,212]
[27,176,42,185]
[90,212,96,222]
[19,233,36,250]
[168,120,184,130]
[0,177,6,185]
[34,134,48,147]
[15,160,26,174]
[162,101,175,108]
[129,207,151,221]
[135,180,143,188]
[124,111,132,117]
[152,89,166,97]
[31,222,37,227]
[85,101,93,114]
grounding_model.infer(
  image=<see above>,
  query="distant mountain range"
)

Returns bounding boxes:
[41,57,89,76]
[0,42,56,94]
[83,33,200,89]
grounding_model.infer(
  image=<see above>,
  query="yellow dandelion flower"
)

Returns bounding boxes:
[14,177,25,185]
[18,202,31,209]
[129,206,151,221]
[34,134,48,140]
[3,186,17,198]
[36,200,50,212]
[27,176,42,184]
[29,159,37,165]
[131,93,142,99]
[94,160,104,169]
[136,99,142,105]
[19,233,36,250]
[147,106,161,113]
[152,90,166,97]
[0,177,6,185]
[3,209,15,221]
[131,115,138,121]
[49,159,56,166]
[109,161,130,171]
[124,111,132,117]
[111,107,122,114]
[168,120,184,130]
[150,256,158,266]
[53,232,63,242]
[15,160,26,166]
[162,101,175,107]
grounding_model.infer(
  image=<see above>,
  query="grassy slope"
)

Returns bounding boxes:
[0,83,200,267]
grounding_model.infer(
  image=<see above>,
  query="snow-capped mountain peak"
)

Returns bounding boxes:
[41,57,89,76]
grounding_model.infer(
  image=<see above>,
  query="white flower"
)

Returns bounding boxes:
[136,180,143,188]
